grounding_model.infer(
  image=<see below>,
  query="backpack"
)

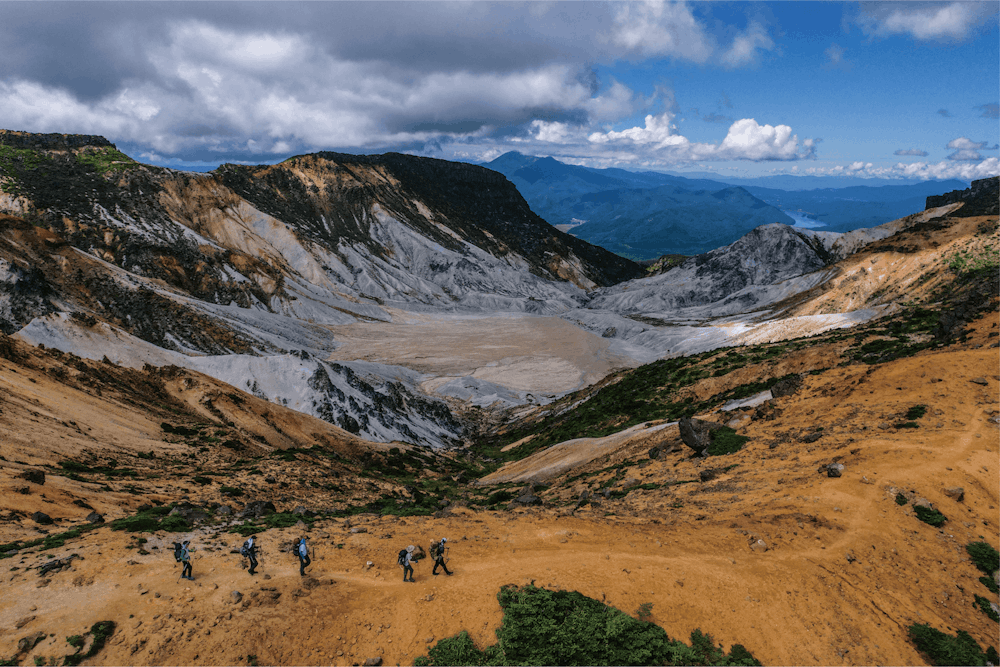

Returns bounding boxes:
[173,542,183,563]
[397,548,408,566]
[298,540,308,558]
[429,542,439,559]
[241,539,252,557]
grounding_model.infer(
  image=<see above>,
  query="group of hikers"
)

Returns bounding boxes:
[171,535,452,583]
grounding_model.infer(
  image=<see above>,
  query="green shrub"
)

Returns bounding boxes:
[66,636,84,649]
[979,575,998,595]
[707,427,749,456]
[414,585,760,666]
[486,490,514,506]
[908,623,989,666]
[914,505,946,527]
[895,493,909,506]
[158,515,191,533]
[974,595,999,622]
[905,405,927,420]
[966,542,999,574]
[192,476,212,485]
[110,515,161,532]
[220,486,244,496]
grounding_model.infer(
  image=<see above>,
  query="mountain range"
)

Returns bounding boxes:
[485,151,968,257]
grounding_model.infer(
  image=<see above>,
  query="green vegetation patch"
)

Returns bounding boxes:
[109,505,174,533]
[905,405,927,420]
[895,493,909,506]
[706,427,749,456]
[913,505,947,527]
[74,147,136,175]
[62,621,115,666]
[414,584,761,666]
[908,623,995,666]
[974,595,999,622]
[966,541,999,575]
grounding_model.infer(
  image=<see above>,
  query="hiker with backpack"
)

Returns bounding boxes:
[296,537,311,576]
[241,536,260,575]
[398,544,416,583]
[174,540,193,580]
[431,537,452,576]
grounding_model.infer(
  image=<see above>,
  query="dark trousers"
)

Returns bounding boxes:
[247,552,258,574]
[299,553,311,576]
[432,557,451,575]
[403,564,413,581]
[182,561,192,578]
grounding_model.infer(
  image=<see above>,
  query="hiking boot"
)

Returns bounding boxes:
[446,572,453,576]
[432,572,439,576]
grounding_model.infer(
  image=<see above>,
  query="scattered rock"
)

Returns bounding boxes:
[819,463,844,478]
[14,615,35,629]
[913,497,933,510]
[575,490,590,508]
[230,591,243,604]
[31,511,53,525]
[265,476,277,484]
[749,538,768,553]
[801,432,824,443]
[725,413,752,430]
[19,470,45,485]
[679,418,725,456]
[350,527,368,534]
[86,512,105,524]
[16,631,46,655]
[970,377,989,386]
[72,499,94,510]
[364,658,383,666]
[699,469,719,483]
[292,506,316,516]
[942,486,965,502]
[512,492,542,506]
[215,505,232,516]
[845,551,857,563]
[860,476,874,485]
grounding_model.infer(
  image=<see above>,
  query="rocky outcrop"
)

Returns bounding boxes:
[925,177,999,217]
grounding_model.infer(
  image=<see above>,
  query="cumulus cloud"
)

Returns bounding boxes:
[894,148,929,157]
[857,2,996,41]
[978,103,1000,119]
[946,137,989,161]
[587,114,815,162]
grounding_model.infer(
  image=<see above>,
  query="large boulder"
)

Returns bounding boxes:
[679,418,725,456]
[31,511,53,525]
[19,470,45,485]
[239,501,277,519]
[169,502,211,523]
[85,512,105,524]
[770,374,804,398]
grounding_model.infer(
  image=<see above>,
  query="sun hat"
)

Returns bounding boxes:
[407,545,414,552]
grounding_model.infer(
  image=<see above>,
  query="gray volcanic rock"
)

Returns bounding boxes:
[588,224,829,316]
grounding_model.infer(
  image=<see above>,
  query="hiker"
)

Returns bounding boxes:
[241,536,259,575]
[398,544,416,583]
[173,541,194,580]
[431,537,452,576]
[297,537,311,576]
[179,540,193,580]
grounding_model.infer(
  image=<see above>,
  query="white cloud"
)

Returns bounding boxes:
[894,148,929,157]
[808,157,1000,181]
[720,21,775,68]
[606,0,713,62]
[587,115,815,162]
[859,2,991,41]
[947,137,989,161]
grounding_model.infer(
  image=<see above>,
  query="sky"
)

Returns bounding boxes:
[0,1,997,180]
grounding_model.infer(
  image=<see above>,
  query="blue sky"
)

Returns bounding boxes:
[0,1,996,180]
